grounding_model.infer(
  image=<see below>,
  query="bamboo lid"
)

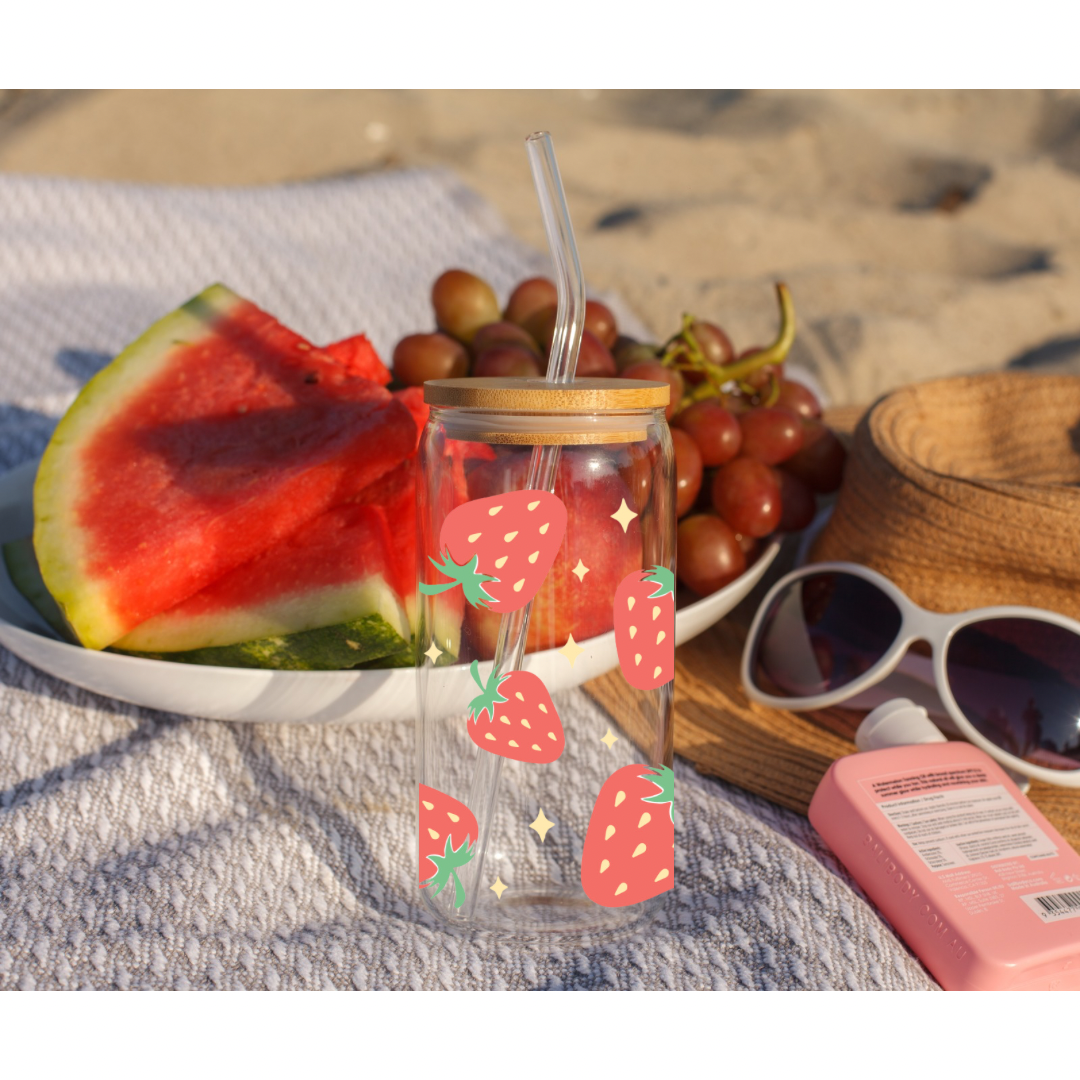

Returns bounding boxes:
[423,377,670,411]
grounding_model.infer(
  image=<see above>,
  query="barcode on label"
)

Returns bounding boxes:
[1021,887,1080,923]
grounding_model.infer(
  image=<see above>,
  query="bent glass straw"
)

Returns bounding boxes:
[460,132,585,917]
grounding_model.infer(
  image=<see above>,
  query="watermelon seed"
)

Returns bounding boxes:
[305,373,319,384]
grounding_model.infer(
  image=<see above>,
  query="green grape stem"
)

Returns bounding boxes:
[660,283,796,402]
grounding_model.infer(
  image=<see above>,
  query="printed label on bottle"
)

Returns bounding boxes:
[1020,887,1080,924]
[871,784,1059,872]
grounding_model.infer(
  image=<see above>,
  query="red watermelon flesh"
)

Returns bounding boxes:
[34,284,416,650]
[393,387,429,452]
[324,334,392,386]
[355,458,418,617]
[115,502,409,654]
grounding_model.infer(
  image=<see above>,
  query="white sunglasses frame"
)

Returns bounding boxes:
[741,561,1080,788]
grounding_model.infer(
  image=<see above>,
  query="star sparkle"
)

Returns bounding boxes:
[529,809,555,843]
[571,559,590,582]
[490,877,509,900]
[423,639,443,664]
[610,498,638,533]
[559,633,584,667]
[600,727,619,749]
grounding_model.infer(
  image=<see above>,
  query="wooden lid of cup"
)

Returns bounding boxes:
[423,377,670,411]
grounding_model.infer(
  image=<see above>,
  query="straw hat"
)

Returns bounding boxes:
[809,372,1080,621]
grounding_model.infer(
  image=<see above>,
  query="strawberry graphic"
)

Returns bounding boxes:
[581,764,675,907]
[419,784,478,910]
[465,659,564,763]
[613,565,676,690]
[419,490,566,612]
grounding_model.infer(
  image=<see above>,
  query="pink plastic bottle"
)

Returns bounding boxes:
[809,699,1080,991]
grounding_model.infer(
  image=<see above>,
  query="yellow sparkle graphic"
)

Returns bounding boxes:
[559,633,585,667]
[600,727,619,750]
[423,639,443,664]
[490,877,509,900]
[610,498,638,533]
[571,559,590,582]
[529,808,555,843]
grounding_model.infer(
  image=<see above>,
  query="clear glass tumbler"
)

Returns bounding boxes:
[415,376,676,935]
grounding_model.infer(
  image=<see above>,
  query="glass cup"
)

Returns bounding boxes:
[415,376,676,934]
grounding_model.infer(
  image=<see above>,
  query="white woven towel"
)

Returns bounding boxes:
[0,170,934,989]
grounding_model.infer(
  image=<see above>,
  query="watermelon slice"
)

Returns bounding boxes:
[113,501,410,657]
[324,334,392,386]
[34,284,416,650]
[5,530,412,671]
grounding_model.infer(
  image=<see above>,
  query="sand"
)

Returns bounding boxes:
[2,88,1079,406]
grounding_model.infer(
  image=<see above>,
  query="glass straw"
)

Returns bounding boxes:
[460,132,585,916]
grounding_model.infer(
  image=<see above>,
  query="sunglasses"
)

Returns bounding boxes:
[741,562,1080,788]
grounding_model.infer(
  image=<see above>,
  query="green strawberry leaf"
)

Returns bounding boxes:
[421,832,475,909]
[419,549,499,608]
[467,659,509,725]
[639,764,675,822]
[643,565,676,600]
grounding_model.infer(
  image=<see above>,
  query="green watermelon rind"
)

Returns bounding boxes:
[2,537,79,643]
[33,284,244,650]
[116,613,411,671]
[114,574,411,654]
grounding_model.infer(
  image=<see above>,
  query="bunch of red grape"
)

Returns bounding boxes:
[390,269,846,598]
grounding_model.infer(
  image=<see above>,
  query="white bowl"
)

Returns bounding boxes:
[0,458,778,724]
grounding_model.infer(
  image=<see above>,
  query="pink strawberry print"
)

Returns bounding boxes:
[581,763,675,907]
[419,784,478,910]
[465,660,564,763]
[613,565,676,690]
[419,490,566,613]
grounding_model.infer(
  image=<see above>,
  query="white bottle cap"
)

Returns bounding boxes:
[855,698,947,752]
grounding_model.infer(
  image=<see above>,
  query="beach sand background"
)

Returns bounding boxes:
[2,89,1079,406]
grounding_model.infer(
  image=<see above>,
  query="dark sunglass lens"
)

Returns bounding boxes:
[946,618,1080,772]
[752,572,903,698]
